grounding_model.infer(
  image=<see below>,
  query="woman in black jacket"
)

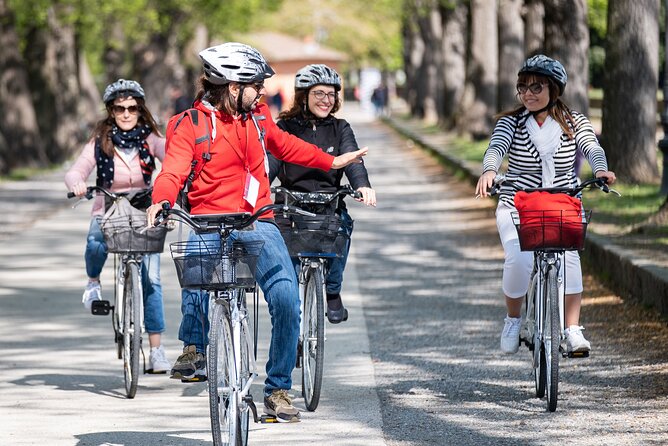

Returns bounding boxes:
[269,64,376,323]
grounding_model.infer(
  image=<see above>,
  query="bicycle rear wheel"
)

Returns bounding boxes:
[301,267,325,411]
[122,262,142,399]
[209,300,238,445]
[545,266,560,412]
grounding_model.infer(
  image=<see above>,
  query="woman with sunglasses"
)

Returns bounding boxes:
[475,55,616,356]
[268,64,377,324]
[65,78,171,373]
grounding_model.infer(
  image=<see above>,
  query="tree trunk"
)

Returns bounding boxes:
[457,0,498,139]
[498,0,524,111]
[601,0,660,183]
[0,0,45,173]
[522,0,544,55]
[440,1,467,129]
[402,0,426,118]
[417,0,444,125]
[544,0,589,115]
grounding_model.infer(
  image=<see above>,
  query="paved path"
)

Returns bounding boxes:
[1,103,667,445]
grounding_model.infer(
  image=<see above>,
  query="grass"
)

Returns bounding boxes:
[0,164,62,182]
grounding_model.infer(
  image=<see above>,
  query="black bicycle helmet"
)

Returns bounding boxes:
[294,64,342,91]
[199,42,275,85]
[518,54,568,95]
[102,79,145,104]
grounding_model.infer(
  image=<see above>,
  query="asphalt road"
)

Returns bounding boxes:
[1,103,667,445]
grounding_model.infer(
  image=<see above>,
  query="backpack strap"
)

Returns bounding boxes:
[249,113,269,174]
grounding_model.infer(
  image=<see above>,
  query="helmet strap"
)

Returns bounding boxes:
[531,101,555,117]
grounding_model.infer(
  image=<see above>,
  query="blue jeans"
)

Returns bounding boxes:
[178,221,300,395]
[85,217,165,333]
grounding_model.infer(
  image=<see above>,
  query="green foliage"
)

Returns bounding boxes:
[256,0,403,70]
[588,0,607,44]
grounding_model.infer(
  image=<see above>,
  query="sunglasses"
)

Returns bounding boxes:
[516,82,547,95]
[311,90,337,101]
[112,104,140,115]
[249,82,265,93]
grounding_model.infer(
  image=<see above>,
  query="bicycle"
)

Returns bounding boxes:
[491,176,619,412]
[155,201,312,446]
[68,186,167,399]
[273,185,361,411]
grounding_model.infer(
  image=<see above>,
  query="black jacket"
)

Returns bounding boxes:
[269,115,371,203]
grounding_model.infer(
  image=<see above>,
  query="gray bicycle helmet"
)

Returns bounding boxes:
[199,42,275,85]
[102,79,145,104]
[518,54,568,95]
[295,64,342,91]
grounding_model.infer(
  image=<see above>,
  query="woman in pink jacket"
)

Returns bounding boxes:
[65,79,171,373]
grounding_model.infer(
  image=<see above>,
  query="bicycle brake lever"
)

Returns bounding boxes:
[608,187,622,197]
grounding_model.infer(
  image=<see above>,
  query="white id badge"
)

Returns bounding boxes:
[244,173,260,207]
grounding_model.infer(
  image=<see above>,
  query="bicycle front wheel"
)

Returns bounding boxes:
[545,265,560,412]
[122,262,142,399]
[237,290,251,446]
[209,301,238,445]
[301,267,325,411]
[529,274,546,398]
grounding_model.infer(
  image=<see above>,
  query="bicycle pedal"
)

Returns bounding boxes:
[91,300,111,316]
[145,369,167,375]
[260,415,278,423]
[566,350,590,359]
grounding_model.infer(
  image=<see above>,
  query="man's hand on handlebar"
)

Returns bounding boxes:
[146,200,170,227]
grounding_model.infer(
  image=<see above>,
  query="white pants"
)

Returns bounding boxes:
[496,203,584,299]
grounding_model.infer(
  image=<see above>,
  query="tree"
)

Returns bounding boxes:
[0,0,45,174]
[440,0,467,129]
[523,0,544,55]
[497,0,524,111]
[457,0,498,139]
[601,0,659,183]
[544,0,589,115]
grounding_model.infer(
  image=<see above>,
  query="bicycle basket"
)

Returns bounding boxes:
[275,213,348,258]
[170,239,264,290]
[512,210,592,251]
[101,215,167,253]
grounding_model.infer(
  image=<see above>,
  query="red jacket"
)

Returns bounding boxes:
[153,101,334,216]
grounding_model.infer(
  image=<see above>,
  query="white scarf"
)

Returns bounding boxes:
[525,115,562,187]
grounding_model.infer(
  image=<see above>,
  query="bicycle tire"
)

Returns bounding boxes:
[123,262,141,399]
[209,300,237,445]
[545,266,560,412]
[238,290,250,446]
[301,267,325,411]
[529,273,546,398]
[114,262,124,360]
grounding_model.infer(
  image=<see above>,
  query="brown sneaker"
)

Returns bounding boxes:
[263,389,300,422]
[170,345,207,382]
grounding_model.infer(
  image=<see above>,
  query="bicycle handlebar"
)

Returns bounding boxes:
[67,185,119,200]
[489,176,620,197]
[271,184,362,205]
[155,202,315,233]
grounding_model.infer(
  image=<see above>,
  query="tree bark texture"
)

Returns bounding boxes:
[497,0,524,111]
[441,1,467,129]
[544,0,589,115]
[402,0,427,119]
[457,0,498,139]
[0,0,45,173]
[601,0,659,183]
[522,0,544,55]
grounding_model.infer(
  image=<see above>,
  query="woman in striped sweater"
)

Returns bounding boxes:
[475,55,616,356]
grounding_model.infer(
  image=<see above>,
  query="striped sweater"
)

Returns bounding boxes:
[482,109,609,207]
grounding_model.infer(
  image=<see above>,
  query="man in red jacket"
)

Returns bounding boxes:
[147,42,366,422]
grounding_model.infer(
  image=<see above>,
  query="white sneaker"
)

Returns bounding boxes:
[82,281,101,311]
[500,316,522,354]
[148,345,170,373]
[564,325,591,353]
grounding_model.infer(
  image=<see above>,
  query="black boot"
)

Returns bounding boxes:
[326,293,348,324]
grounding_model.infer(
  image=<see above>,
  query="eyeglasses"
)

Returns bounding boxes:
[311,90,337,101]
[249,82,265,93]
[112,104,140,115]
[516,82,547,95]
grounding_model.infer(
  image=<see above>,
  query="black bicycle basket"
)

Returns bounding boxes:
[170,239,265,290]
[276,212,348,257]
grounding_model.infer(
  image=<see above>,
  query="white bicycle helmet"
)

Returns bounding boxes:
[294,64,342,91]
[518,54,568,95]
[199,42,275,85]
[103,79,145,104]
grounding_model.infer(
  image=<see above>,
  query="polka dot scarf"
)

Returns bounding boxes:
[95,123,155,188]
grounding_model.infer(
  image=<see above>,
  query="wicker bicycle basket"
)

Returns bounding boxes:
[101,215,168,254]
[512,209,592,251]
[275,213,348,258]
[170,239,265,290]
